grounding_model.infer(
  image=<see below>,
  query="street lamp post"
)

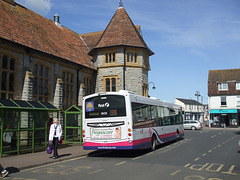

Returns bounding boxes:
[148,82,156,97]
[149,82,156,90]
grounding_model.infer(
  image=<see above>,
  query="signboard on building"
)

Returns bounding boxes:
[210,109,237,114]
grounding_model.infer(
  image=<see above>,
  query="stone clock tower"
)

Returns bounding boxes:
[88,3,154,96]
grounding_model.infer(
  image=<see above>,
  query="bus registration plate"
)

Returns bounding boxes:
[91,127,121,139]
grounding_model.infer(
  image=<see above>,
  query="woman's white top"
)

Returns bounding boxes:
[49,123,62,141]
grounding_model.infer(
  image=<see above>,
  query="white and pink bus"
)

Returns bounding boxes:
[82,90,184,150]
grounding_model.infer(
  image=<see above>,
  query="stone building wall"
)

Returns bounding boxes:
[0,42,94,110]
[94,47,149,96]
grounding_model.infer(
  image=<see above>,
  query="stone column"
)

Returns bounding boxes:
[78,83,85,107]
[22,70,34,101]
[21,70,34,142]
[53,78,63,108]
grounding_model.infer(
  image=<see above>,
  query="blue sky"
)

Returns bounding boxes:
[15,0,240,104]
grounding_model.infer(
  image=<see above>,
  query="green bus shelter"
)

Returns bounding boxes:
[64,105,82,144]
[0,99,59,157]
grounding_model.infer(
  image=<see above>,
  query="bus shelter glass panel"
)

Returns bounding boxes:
[35,111,46,128]
[19,130,32,152]
[34,129,45,149]
[2,110,18,154]
[66,113,81,143]
[34,111,48,149]
[19,111,33,152]
[20,111,33,129]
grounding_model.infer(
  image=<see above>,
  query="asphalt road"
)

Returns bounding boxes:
[6,128,240,180]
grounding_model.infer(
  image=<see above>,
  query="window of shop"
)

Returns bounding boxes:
[218,82,228,91]
[221,96,227,106]
[237,96,240,106]
[236,82,240,90]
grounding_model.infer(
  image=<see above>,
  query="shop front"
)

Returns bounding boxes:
[210,109,239,128]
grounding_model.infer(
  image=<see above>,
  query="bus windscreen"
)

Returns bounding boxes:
[85,95,126,118]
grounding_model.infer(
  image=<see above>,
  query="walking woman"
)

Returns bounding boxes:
[49,118,62,159]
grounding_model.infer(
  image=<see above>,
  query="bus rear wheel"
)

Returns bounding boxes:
[176,130,180,141]
[151,135,157,151]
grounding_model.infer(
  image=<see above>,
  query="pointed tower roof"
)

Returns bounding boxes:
[89,6,154,56]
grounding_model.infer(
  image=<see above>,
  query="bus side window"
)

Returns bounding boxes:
[132,103,145,128]
[157,106,164,126]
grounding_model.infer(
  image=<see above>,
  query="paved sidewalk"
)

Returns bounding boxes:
[0,144,93,173]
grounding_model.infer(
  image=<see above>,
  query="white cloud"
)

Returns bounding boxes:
[15,0,52,16]
[130,1,240,51]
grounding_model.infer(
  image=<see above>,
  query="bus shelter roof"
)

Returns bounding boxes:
[0,99,59,111]
[64,105,82,113]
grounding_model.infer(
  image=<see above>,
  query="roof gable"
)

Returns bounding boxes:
[0,0,94,69]
[176,98,203,106]
[89,7,153,56]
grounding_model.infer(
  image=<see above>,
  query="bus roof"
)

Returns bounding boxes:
[83,90,181,110]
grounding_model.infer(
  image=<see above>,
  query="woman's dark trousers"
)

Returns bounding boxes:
[53,137,59,157]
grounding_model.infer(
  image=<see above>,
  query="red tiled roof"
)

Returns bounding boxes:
[80,31,104,51]
[80,26,142,51]
[88,7,154,56]
[0,0,94,69]
[208,68,240,82]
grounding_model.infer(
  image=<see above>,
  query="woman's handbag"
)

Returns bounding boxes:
[47,142,52,154]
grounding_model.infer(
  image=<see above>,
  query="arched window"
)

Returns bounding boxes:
[0,55,17,99]
[112,78,116,92]
[105,52,116,64]
[126,51,138,64]
[33,63,50,102]
[106,78,110,92]
[142,84,148,97]
[62,71,75,110]
[104,77,117,92]
[84,75,94,96]
[1,71,7,91]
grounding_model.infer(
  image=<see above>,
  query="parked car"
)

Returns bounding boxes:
[183,120,202,130]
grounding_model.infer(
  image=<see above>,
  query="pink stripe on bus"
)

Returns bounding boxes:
[84,130,184,147]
